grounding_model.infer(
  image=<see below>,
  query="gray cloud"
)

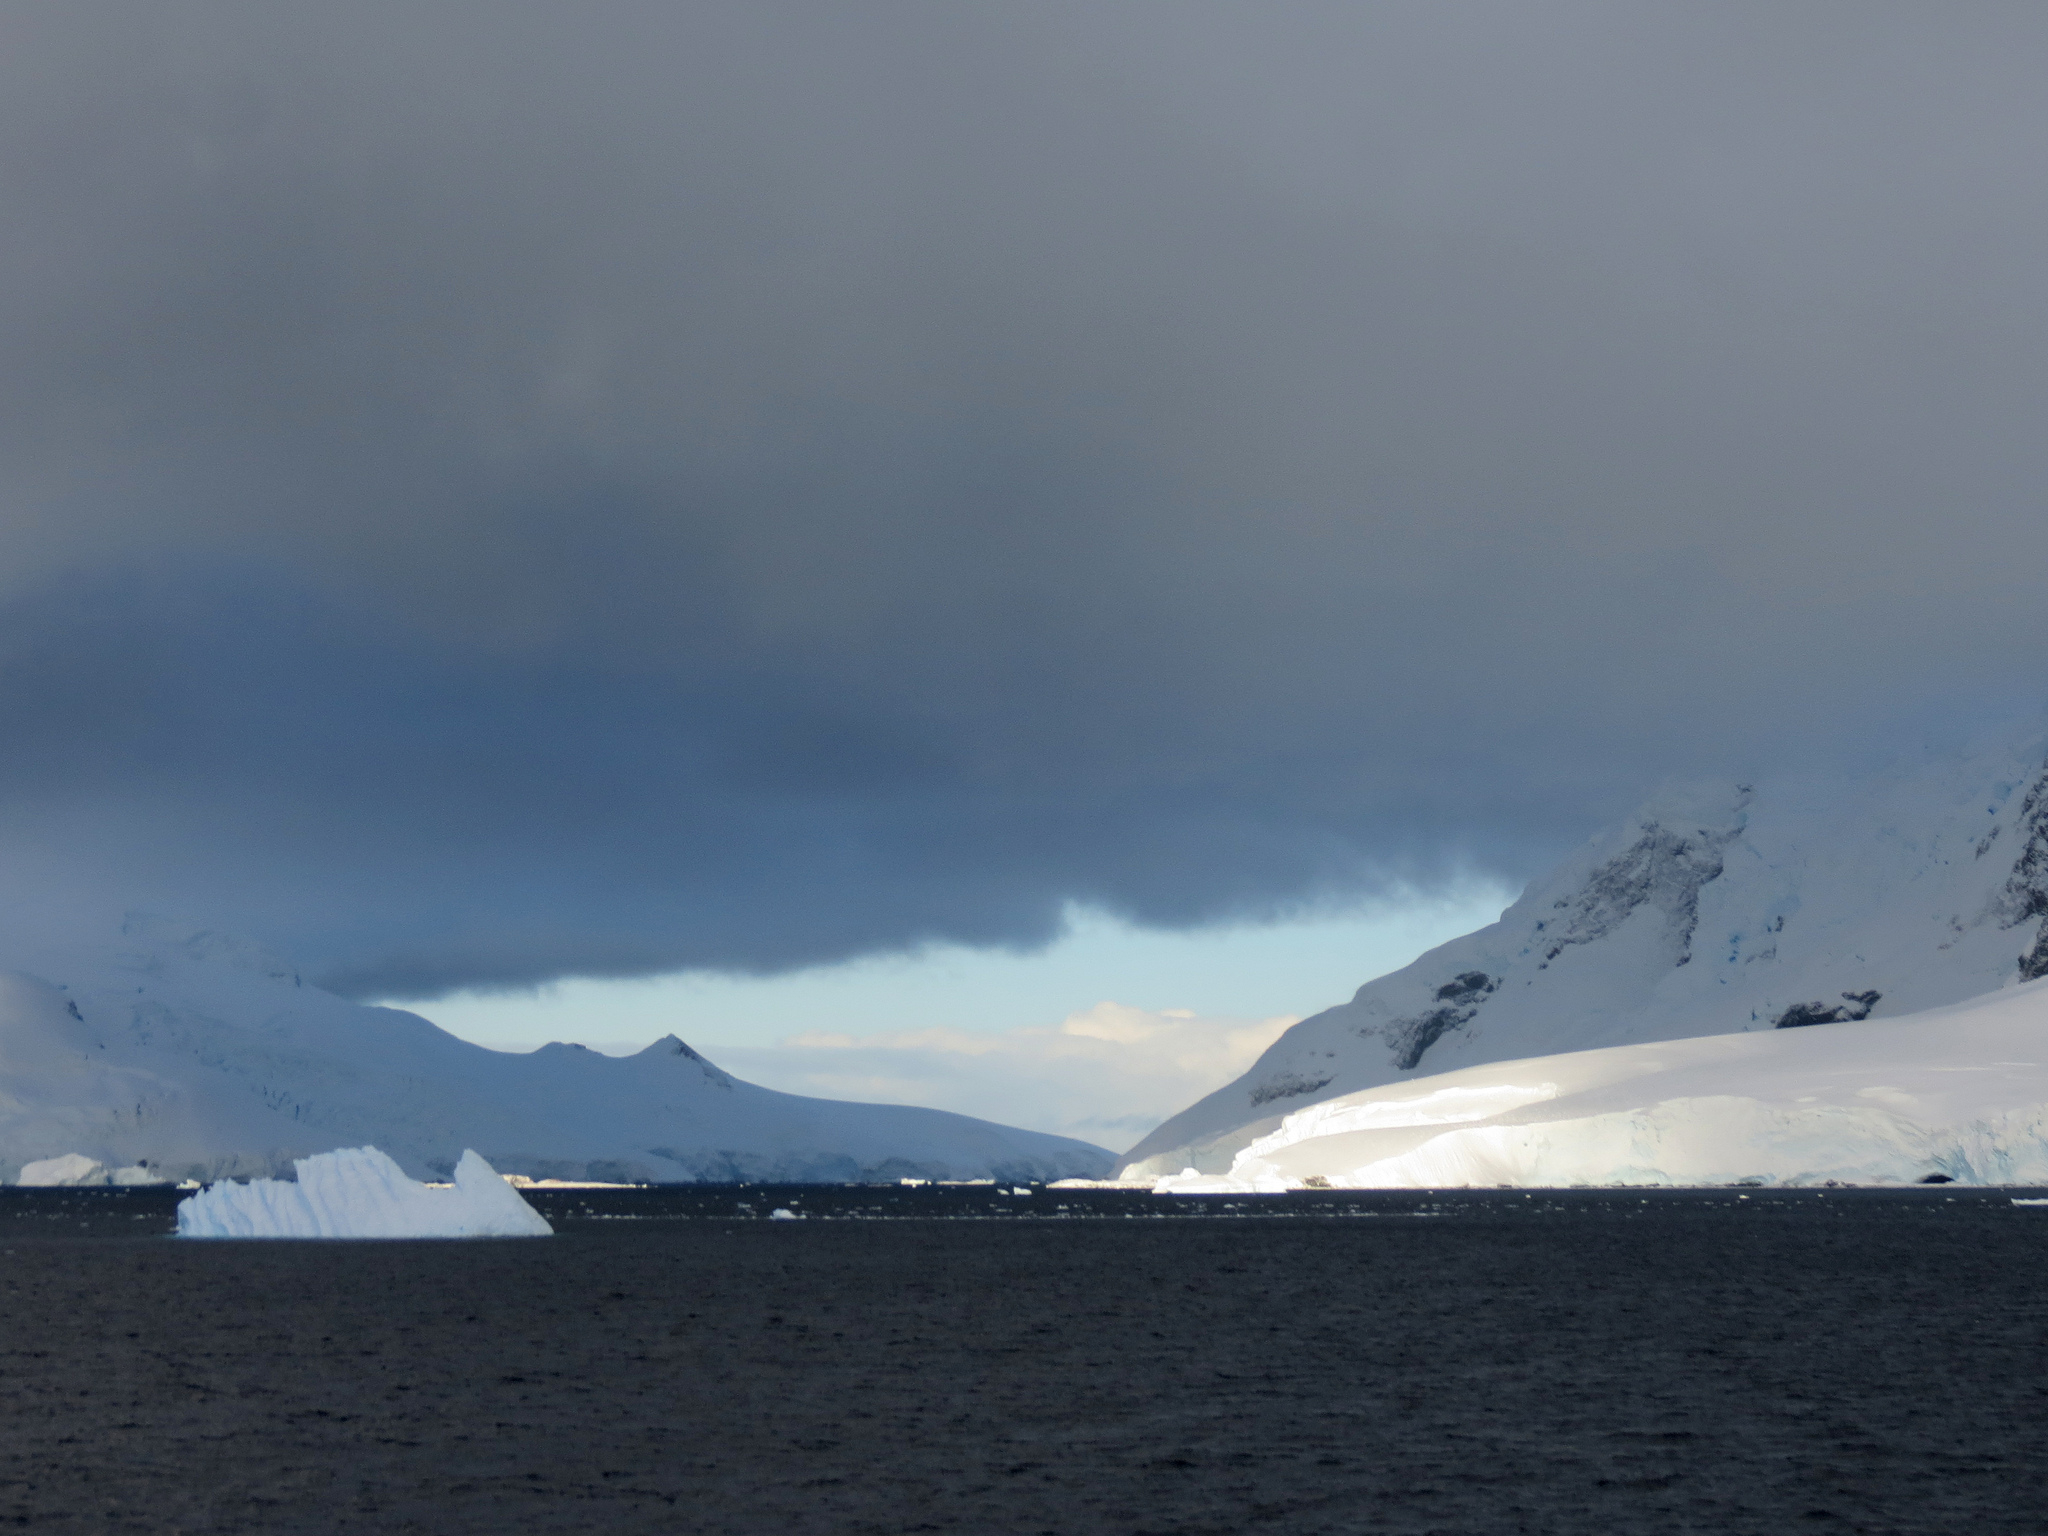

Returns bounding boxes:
[2,3,2046,995]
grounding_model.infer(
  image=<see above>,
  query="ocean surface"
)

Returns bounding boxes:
[2,1184,2044,1533]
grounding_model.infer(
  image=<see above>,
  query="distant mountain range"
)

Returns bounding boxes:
[1121,719,2048,1179]
[0,917,1110,1184]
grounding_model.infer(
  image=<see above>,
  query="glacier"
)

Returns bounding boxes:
[0,918,1112,1184]
[1157,975,2048,1191]
[1124,718,2048,1178]
[177,1146,553,1238]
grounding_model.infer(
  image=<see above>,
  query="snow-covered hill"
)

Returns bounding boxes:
[1121,720,2048,1178]
[1156,976,2048,1190]
[0,918,1111,1184]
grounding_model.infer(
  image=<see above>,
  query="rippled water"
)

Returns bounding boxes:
[2,1184,2044,1533]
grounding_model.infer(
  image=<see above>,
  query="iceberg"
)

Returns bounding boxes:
[176,1146,553,1238]
[1158,977,2048,1191]
[18,1153,111,1187]
[17,1153,165,1187]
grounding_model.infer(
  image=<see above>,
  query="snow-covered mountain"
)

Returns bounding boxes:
[1121,719,2048,1178]
[1155,975,2048,1191]
[0,917,1111,1184]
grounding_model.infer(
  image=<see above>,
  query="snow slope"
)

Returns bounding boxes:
[1157,975,2048,1190]
[177,1147,553,1238]
[0,917,1112,1184]
[1123,720,2048,1178]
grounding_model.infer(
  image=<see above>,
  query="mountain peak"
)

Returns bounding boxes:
[1121,735,2048,1178]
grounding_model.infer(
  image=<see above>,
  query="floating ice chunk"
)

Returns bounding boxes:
[176,1146,552,1238]
[16,1155,165,1186]
[18,1153,107,1186]
[768,1207,799,1220]
[1155,1164,1294,1194]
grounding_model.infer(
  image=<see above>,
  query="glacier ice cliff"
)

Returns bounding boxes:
[1156,975,2048,1191]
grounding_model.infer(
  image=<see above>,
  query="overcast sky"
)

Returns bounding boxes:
[3,3,2046,1000]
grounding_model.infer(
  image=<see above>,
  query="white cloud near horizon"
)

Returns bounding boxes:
[707,1001,1297,1153]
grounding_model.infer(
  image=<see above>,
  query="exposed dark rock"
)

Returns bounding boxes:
[1376,812,1738,1074]
[1996,761,2048,979]
[1773,991,1882,1029]
[650,1034,735,1088]
[1387,973,1498,1071]
[1544,819,1739,970]
[1775,1003,1833,1029]
[2004,767,2048,917]
[1248,1072,1335,1107]
[1434,971,1495,1004]
[1917,1173,1954,1184]
[2022,925,2048,983]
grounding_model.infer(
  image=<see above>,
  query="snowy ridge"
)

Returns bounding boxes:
[1158,975,2048,1191]
[0,919,1111,1184]
[176,1147,553,1238]
[1124,722,2048,1177]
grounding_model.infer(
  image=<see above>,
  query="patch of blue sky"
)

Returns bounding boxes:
[405,882,1515,1057]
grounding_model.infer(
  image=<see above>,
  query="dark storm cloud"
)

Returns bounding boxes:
[3,2,2046,994]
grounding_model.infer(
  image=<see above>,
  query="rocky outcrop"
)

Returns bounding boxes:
[1773,991,1881,1029]
[1248,1071,1335,1108]
[1997,764,2048,980]
[1387,971,1498,1071]
[1537,814,1742,971]
[1370,807,1741,1074]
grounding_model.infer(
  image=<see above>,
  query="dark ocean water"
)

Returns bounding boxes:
[1,1185,2044,1533]
[4,1179,2045,1234]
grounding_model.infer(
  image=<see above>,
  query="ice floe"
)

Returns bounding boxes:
[1156,977,2048,1190]
[176,1146,553,1238]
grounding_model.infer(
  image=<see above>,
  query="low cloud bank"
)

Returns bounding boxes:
[6,10,2048,993]
[711,1003,1296,1153]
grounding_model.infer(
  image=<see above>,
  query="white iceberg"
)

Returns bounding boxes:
[17,1153,165,1187]
[1158,977,2048,1191]
[18,1153,110,1187]
[176,1146,553,1238]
